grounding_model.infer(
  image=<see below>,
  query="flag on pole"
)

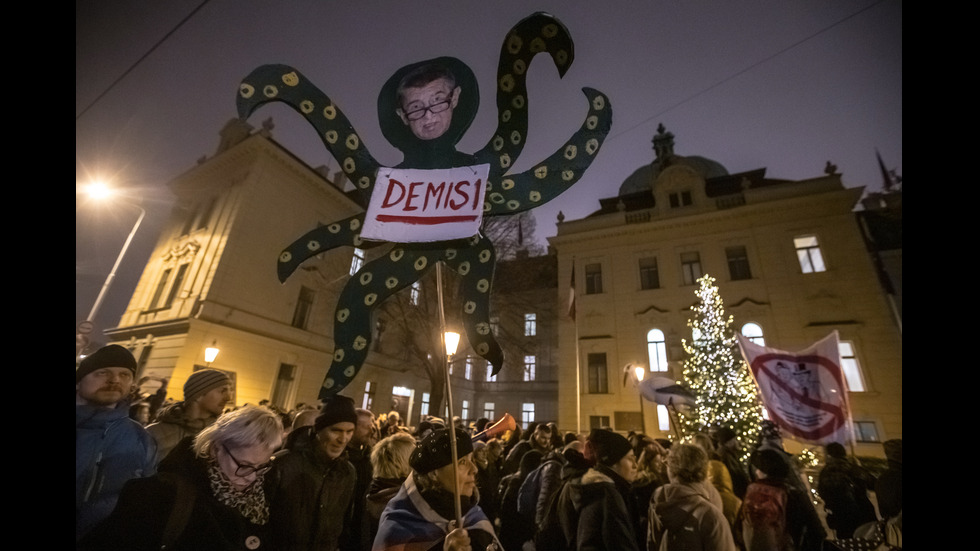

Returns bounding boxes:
[876,149,894,191]
[736,331,851,445]
[567,265,576,320]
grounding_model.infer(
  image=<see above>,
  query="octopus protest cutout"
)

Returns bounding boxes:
[237,12,612,399]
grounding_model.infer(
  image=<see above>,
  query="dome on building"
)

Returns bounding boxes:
[618,124,729,196]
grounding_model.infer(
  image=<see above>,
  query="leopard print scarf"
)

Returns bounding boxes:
[205,456,270,525]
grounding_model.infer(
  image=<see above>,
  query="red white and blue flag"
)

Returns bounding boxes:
[737,331,851,445]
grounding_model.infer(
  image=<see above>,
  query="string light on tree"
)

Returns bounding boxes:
[678,274,764,455]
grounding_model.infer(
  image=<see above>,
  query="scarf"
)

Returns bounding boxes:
[205,455,270,525]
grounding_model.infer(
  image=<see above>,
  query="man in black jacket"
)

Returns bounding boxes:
[266,396,358,551]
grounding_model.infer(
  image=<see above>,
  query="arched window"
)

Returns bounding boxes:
[647,329,668,372]
[741,322,765,345]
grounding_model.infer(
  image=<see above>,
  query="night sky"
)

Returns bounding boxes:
[76,0,902,339]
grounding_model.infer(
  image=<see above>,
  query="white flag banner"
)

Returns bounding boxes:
[736,331,851,445]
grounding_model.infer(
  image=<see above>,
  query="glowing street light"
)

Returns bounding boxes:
[205,340,220,366]
[444,331,460,357]
[82,182,146,328]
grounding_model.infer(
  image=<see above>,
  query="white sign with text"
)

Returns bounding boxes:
[361,164,490,242]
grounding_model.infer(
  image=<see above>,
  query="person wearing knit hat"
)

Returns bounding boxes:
[265,394,358,551]
[76,344,138,384]
[145,369,232,467]
[375,427,502,551]
[555,428,642,551]
[76,344,156,541]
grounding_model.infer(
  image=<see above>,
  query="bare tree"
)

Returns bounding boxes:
[370,211,552,417]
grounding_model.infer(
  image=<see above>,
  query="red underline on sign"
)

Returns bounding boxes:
[375,215,479,225]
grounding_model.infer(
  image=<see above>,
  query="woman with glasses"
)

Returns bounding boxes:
[78,404,283,550]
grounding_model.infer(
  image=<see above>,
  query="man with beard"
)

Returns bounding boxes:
[76,345,156,542]
[145,368,232,467]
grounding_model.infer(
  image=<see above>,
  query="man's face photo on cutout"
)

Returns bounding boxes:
[396,66,461,141]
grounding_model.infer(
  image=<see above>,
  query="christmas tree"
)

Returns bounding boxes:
[679,274,764,451]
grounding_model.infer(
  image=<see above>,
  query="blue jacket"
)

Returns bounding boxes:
[76,402,156,541]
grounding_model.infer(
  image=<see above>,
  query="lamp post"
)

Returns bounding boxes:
[634,364,647,434]
[82,183,146,328]
[443,330,463,526]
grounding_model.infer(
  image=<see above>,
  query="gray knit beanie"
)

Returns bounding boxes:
[183,369,231,403]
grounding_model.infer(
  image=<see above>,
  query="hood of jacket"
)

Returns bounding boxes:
[652,481,714,511]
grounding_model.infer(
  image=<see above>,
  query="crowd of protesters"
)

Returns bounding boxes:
[77,344,901,550]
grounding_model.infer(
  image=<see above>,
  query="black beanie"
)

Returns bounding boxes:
[76,345,137,383]
[587,428,633,466]
[314,395,358,432]
[410,427,472,474]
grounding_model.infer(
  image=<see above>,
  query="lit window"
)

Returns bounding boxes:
[839,341,866,392]
[461,400,470,420]
[524,313,537,336]
[350,247,365,275]
[522,403,535,426]
[421,392,430,416]
[483,402,495,420]
[854,421,880,443]
[585,263,603,294]
[726,245,752,280]
[362,381,375,410]
[486,361,496,382]
[681,252,702,285]
[639,257,660,290]
[524,355,536,381]
[465,356,473,380]
[741,323,765,345]
[657,405,670,431]
[794,236,826,273]
[647,329,668,372]
[410,281,421,306]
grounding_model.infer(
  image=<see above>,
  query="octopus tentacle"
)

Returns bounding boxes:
[320,245,441,399]
[485,88,611,215]
[474,12,574,180]
[237,64,380,207]
[441,234,504,376]
[276,213,385,283]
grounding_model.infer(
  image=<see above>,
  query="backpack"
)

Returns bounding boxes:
[654,504,703,551]
[517,463,545,519]
[740,482,791,551]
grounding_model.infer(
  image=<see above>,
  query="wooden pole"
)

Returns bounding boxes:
[436,263,463,527]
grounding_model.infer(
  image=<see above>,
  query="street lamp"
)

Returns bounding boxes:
[205,340,220,366]
[442,330,463,526]
[82,182,146,328]
[632,363,647,434]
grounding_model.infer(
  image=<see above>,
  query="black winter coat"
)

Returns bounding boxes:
[78,437,274,551]
[264,426,356,551]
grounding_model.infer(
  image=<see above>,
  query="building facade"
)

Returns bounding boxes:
[548,125,902,456]
[103,118,559,429]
